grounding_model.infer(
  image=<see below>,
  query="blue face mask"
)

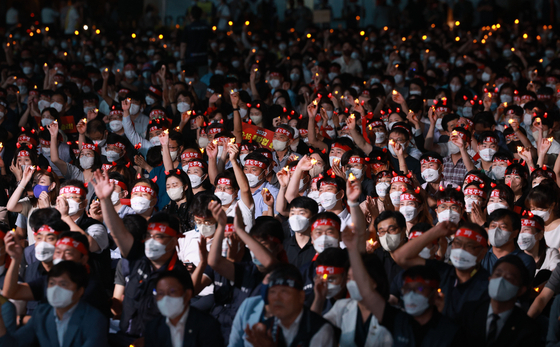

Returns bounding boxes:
[260,283,269,304]
[33,184,50,198]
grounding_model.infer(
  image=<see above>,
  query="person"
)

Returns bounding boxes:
[283,196,319,268]
[243,264,337,347]
[143,270,223,347]
[373,210,406,285]
[455,255,538,346]
[0,261,108,347]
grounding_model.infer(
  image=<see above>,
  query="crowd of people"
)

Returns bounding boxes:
[2,0,560,346]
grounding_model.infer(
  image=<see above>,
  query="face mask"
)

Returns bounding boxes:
[270,80,281,89]
[105,150,121,162]
[157,295,185,318]
[419,246,433,259]
[328,72,338,81]
[464,197,479,213]
[421,168,439,183]
[188,174,204,188]
[198,137,209,148]
[348,168,363,180]
[50,102,63,113]
[492,166,506,180]
[379,233,401,252]
[215,191,233,205]
[250,115,262,124]
[109,120,123,132]
[110,191,121,205]
[131,196,152,214]
[144,237,168,260]
[196,223,216,238]
[428,56,437,64]
[177,102,190,113]
[273,139,287,151]
[246,172,263,188]
[41,146,50,157]
[409,90,421,96]
[462,107,473,118]
[326,283,342,299]
[148,136,161,146]
[450,248,478,270]
[23,66,33,75]
[80,156,94,169]
[481,72,491,82]
[479,148,497,162]
[531,209,550,222]
[488,227,512,248]
[400,205,419,222]
[450,84,461,93]
[18,86,28,95]
[47,285,74,308]
[130,104,140,115]
[167,187,184,201]
[125,70,137,79]
[38,100,50,112]
[67,199,81,216]
[387,122,396,131]
[487,203,508,215]
[435,118,443,131]
[346,280,362,301]
[375,132,386,143]
[517,233,536,250]
[35,241,55,262]
[488,277,519,302]
[41,118,54,127]
[239,154,248,166]
[308,190,320,204]
[382,84,392,93]
[290,73,300,81]
[403,291,430,316]
[169,150,178,161]
[250,250,263,267]
[313,235,339,253]
[94,139,106,147]
[376,182,390,197]
[390,191,402,206]
[438,209,461,224]
[289,215,310,233]
[238,108,248,119]
[146,96,156,105]
[394,74,403,84]
[500,94,513,104]
[33,184,50,198]
[447,142,460,155]
[522,112,532,126]
[319,192,339,210]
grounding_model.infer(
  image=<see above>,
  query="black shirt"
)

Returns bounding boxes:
[390,155,424,184]
[374,247,403,286]
[354,306,373,346]
[284,235,316,269]
[181,20,211,65]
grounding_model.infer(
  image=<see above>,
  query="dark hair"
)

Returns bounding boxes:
[157,270,194,291]
[86,118,107,136]
[268,264,304,290]
[165,169,194,201]
[374,210,406,232]
[146,146,163,168]
[244,152,270,168]
[310,211,342,233]
[29,208,63,232]
[316,248,349,269]
[419,152,443,166]
[34,219,70,235]
[123,214,149,240]
[488,209,521,231]
[148,212,181,235]
[317,175,346,195]
[435,187,465,207]
[215,170,239,191]
[57,231,90,254]
[526,182,560,216]
[288,196,319,216]
[442,113,460,132]
[401,265,440,289]
[250,216,285,244]
[493,254,532,289]
[48,261,89,289]
[190,193,220,219]
[362,253,390,300]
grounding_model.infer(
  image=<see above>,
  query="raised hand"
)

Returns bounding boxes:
[37,191,50,209]
[4,232,23,260]
[206,141,218,159]
[10,160,22,182]
[347,178,362,203]
[341,224,358,251]
[261,189,274,207]
[296,155,313,172]
[227,143,239,162]
[91,169,115,200]
[230,91,240,108]
[392,91,405,104]
[76,118,87,135]
[313,274,328,301]
[87,108,98,121]
[121,98,131,111]
[21,165,36,184]
[47,122,59,137]
[159,131,169,147]
[450,133,465,149]
[208,199,226,226]
[276,169,290,188]
[198,236,208,264]
[56,195,70,218]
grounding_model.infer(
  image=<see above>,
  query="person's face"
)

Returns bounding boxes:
[489,216,516,240]
[520,225,542,241]
[450,235,485,260]
[532,176,547,187]
[54,244,87,264]
[80,149,95,159]
[345,156,364,171]
[505,173,523,192]
[421,161,440,173]
[155,276,192,306]
[187,166,205,179]
[446,119,458,132]
[177,94,191,104]
[131,183,155,203]
[194,215,217,226]
[47,273,84,304]
[376,217,403,240]
[311,223,340,241]
[401,278,436,302]
[243,165,264,177]
[436,201,462,214]
[34,231,58,246]
[388,133,407,149]
[34,173,54,190]
[166,176,185,191]
[289,207,312,219]
[249,109,262,119]
[17,155,32,167]
[144,229,177,252]
[106,144,123,155]
[51,94,66,106]
[267,285,305,321]
[329,146,346,158]
[89,130,106,142]
[390,182,406,194]
[273,132,290,143]
[478,141,498,152]
[108,113,123,122]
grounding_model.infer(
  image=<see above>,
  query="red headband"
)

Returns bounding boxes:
[391,176,412,185]
[110,179,127,191]
[332,143,351,152]
[455,228,486,247]
[188,160,206,169]
[400,193,419,202]
[18,135,37,146]
[464,188,485,197]
[150,109,165,118]
[60,186,86,197]
[522,218,544,230]
[437,198,463,206]
[110,110,123,116]
[56,237,88,255]
[275,127,293,139]
[35,225,61,235]
[148,86,162,97]
[110,142,126,151]
[420,157,441,165]
[490,189,501,198]
[369,120,384,128]
[464,174,483,185]
[132,185,155,196]
[18,150,30,157]
[311,218,340,231]
[299,129,308,135]
[225,224,235,233]
[316,265,345,275]
[101,163,113,171]
[348,157,364,164]
[217,178,231,186]
[403,276,439,289]
[269,72,282,78]
[82,143,97,151]
[483,136,497,144]
[181,151,202,160]
[148,222,182,237]
[40,138,50,146]
[208,127,222,135]
[244,159,266,169]
[149,126,162,132]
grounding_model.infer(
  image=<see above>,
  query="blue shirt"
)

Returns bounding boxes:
[54,302,79,346]
[481,247,536,278]
[251,181,279,217]
[149,164,170,210]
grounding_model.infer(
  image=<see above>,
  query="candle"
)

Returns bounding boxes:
[368,239,374,245]
[164,129,169,134]
[311,158,317,165]
[349,172,356,181]
[322,274,328,280]
[392,90,398,95]
[230,138,235,144]
[517,146,523,152]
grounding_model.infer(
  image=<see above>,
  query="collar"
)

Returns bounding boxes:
[338,208,349,219]
[279,309,304,330]
[166,306,190,328]
[53,301,79,321]
[488,304,513,320]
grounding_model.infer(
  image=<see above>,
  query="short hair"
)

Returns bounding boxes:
[310,211,342,231]
[317,175,346,194]
[435,187,465,206]
[488,208,521,231]
[268,264,304,290]
[362,253,390,300]
[493,254,531,288]
[401,265,440,289]
[29,208,62,232]
[86,119,106,135]
[148,212,181,235]
[190,194,220,219]
[316,248,349,269]
[215,170,239,191]
[48,261,89,289]
[123,214,149,240]
[442,113,460,131]
[288,196,319,216]
[374,210,406,232]
[250,216,284,244]
[244,152,270,168]
[58,231,90,253]
[157,270,194,291]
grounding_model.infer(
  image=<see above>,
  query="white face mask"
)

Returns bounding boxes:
[41,118,54,127]
[531,209,550,223]
[215,191,233,205]
[177,102,190,113]
[35,241,55,262]
[400,205,419,222]
[47,285,74,308]
[313,235,339,253]
[388,142,404,157]
[348,168,363,180]
[198,137,209,148]
[450,248,478,270]
[418,246,433,259]
[157,295,185,319]
[67,199,81,216]
[270,79,281,89]
[437,209,461,224]
[403,291,430,316]
[488,227,512,248]
[246,172,263,188]
[319,192,339,210]
[111,191,121,205]
[523,112,532,126]
[479,148,497,162]
[488,277,519,302]
[329,156,341,167]
[307,190,320,204]
[481,72,491,82]
[387,122,397,131]
[390,191,402,206]
[375,132,386,143]
[131,196,152,214]
[94,139,106,147]
[145,95,156,105]
[50,102,63,113]
[170,151,178,161]
[464,197,479,213]
[105,150,121,162]
[150,136,162,146]
[197,223,216,238]
[42,147,51,156]
[500,94,513,104]
[447,141,460,155]
[109,120,123,132]
[376,182,390,197]
[346,280,363,301]
[144,238,168,260]
[289,215,310,233]
[250,115,262,124]
[492,166,506,180]
[326,282,342,299]
[38,100,50,112]
[421,168,439,183]
[273,139,288,151]
[435,118,443,131]
[487,203,508,215]
[188,174,204,188]
[80,156,94,169]
[167,187,184,201]
[379,233,401,252]
[517,233,537,250]
[130,104,141,115]
[239,108,248,118]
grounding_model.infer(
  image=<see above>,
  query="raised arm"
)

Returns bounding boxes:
[121,99,152,150]
[228,144,254,209]
[453,134,475,171]
[2,232,34,300]
[158,131,174,172]
[56,196,100,253]
[390,140,409,175]
[47,122,68,176]
[393,222,454,269]
[91,170,135,257]
[347,178,367,253]
[230,92,243,142]
[206,142,220,186]
[207,200,236,281]
[347,114,372,155]
[233,204,277,268]
[306,102,328,151]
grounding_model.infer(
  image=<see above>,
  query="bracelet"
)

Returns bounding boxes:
[348,200,360,207]
[233,108,240,111]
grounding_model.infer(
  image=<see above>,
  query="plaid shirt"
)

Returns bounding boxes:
[443,155,468,187]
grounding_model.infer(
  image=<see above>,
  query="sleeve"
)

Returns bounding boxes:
[546,265,560,292]
[114,259,126,286]
[548,296,560,347]
[57,143,72,163]
[85,224,109,252]
[545,248,560,272]
[309,323,336,347]
[27,276,46,302]
[237,198,255,232]
[15,214,27,229]
[18,200,32,218]
[0,310,37,347]
[1,301,17,333]
[227,298,250,347]
[82,309,109,347]
[64,163,83,180]
[122,113,152,151]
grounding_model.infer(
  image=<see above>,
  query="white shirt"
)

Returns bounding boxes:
[279,310,335,347]
[166,307,190,347]
[538,247,560,273]
[225,199,255,232]
[332,57,363,75]
[176,231,213,296]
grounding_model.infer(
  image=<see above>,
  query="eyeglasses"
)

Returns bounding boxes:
[451,239,482,253]
[145,233,172,242]
[153,288,184,300]
[195,219,216,226]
